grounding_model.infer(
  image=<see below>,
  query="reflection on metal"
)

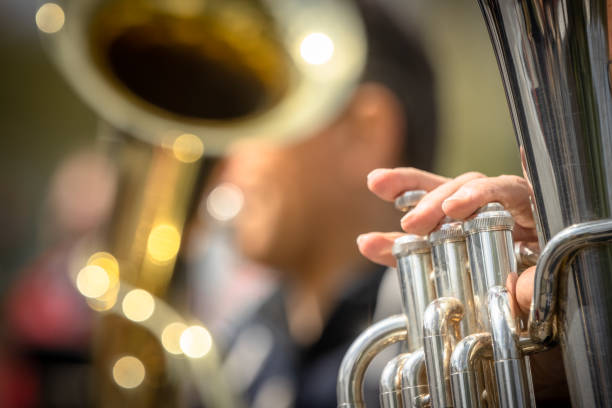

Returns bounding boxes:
[422,297,463,408]
[450,333,492,408]
[529,219,612,345]
[337,315,408,408]
[477,1,612,405]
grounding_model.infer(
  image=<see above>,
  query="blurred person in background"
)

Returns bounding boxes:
[191,1,439,407]
[1,149,117,407]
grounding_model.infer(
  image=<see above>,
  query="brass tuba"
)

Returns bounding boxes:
[35,0,366,406]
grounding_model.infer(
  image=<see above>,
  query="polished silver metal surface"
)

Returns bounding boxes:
[401,349,429,408]
[513,242,539,269]
[423,297,463,408]
[395,190,427,212]
[380,354,410,408]
[477,1,612,405]
[393,234,435,351]
[337,315,408,408]
[464,204,515,332]
[529,219,612,345]
[450,333,492,408]
[430,221,477,337]
[488,286,530,408]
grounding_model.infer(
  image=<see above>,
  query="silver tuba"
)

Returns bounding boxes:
[338,0,612,407]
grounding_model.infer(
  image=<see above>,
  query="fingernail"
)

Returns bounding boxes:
[445,188,471,203]
[356,234,366,246]
[367,168,389,182]
[400,212,414,229]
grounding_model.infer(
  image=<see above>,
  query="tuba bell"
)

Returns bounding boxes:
[35,0,366,406]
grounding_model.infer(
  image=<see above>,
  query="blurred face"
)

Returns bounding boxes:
[219,132,332,269]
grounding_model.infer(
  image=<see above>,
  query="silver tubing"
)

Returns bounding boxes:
[423,297,464,408]
[488,286,530,408]
[337,315,408,408]
[401,349,429,408]
[380,354,410,408]
[477,1,612,405]
[463,203,534,407]
[393,235,435,351]
[529,219,612,345]
[463,203,515,333]
[430,221,478,338]
[450,333,493,408]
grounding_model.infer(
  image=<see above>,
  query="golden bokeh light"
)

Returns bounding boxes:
[180,325,212,358]
[300,33,335,65]
[87,252,119,285]
[161,322,188,355]
[122,289,155,322]
[76,265,110,298]
[147,224,181,264]
[112,356,145,389]
[35,3,65,34]
[173,133,204,163]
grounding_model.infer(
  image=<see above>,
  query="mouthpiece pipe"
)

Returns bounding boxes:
[450,333,493,408]
[423,297,464,408]
[529,219,612,345]
[337,315,408,408]
[488,286,532,408]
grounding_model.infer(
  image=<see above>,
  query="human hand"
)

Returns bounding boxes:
[356,167,538,315]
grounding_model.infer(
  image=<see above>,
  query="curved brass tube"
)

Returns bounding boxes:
[488,286,532,408]
[380,354,411,408]
[450,333,492,408]
[422,297,464,408]
[401,349,429,408]
[529,219,612,345]
[337,315,408,408]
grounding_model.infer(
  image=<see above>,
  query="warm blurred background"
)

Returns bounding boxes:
[0,0,519,407]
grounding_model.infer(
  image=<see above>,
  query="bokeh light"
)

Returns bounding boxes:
[76,265,110,298]
[35,3,65,34]
[300,33,334,65]
[206,183,244,221]
[147,224,181,264]
[112,356,146,389]
[180,325,212,358]
[122,289,155,322]
[161,322,188,355]
[173,133,204,163]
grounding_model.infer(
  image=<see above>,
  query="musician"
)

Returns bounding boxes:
[210,2,438,407]
[358,168,571,406]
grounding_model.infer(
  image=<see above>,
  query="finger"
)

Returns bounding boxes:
[516,266,535,316]
[442,175,536,229]
[400,172,486,235]
[366,167,449,202]
[356,232,405,267]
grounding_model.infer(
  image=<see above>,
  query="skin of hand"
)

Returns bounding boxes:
[357,167,570,404]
